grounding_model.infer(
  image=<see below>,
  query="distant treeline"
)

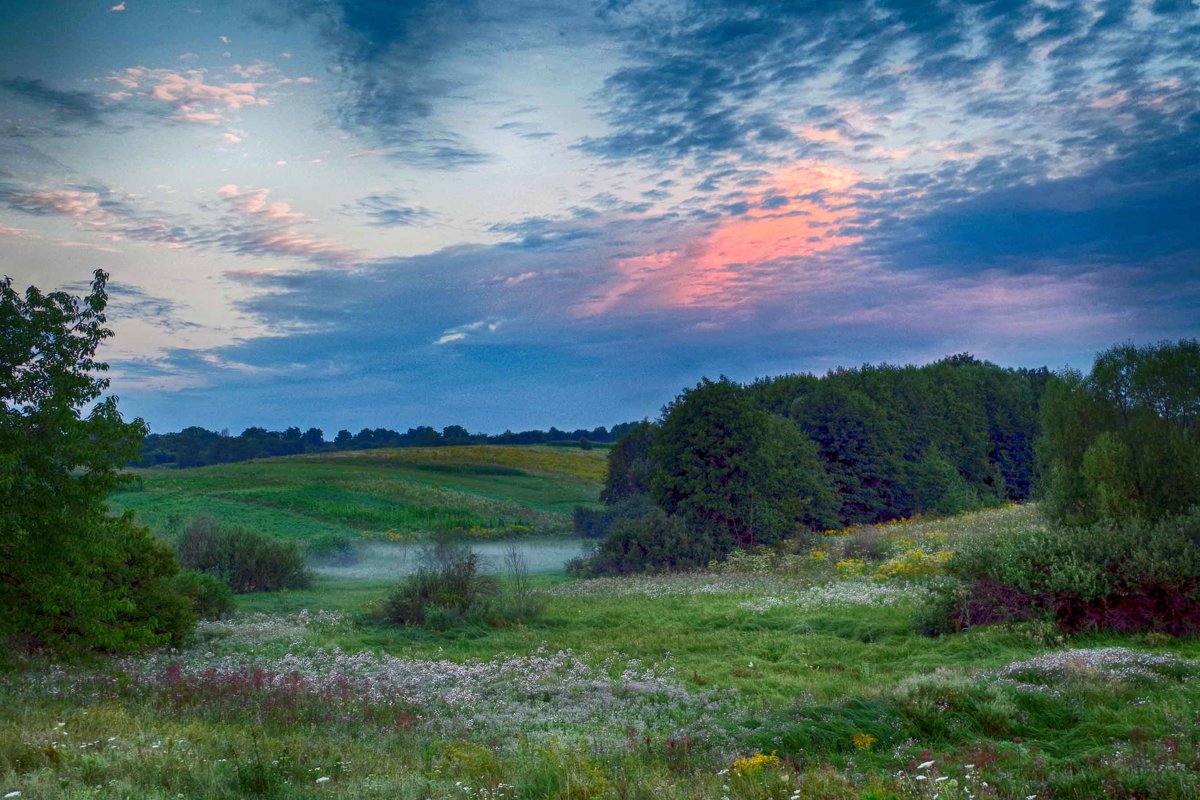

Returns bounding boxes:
[579,354,1054,571]
[136,422,636,468]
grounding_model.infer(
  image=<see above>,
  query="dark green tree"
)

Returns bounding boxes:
[1040,340,1200,525]
[1,269,193,653]
[791,382,904,524]
[600,420,656,504]
[653,377,833,548]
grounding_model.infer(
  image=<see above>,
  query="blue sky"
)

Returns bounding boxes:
[2,0,1197,434]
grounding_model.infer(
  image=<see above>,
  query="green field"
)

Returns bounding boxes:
[6,504,1199,799]
[108,445,608,542]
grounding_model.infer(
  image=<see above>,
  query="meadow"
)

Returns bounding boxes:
[4,499,1198,799]
[108,445,609,543]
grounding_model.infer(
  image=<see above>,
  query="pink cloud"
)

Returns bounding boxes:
[108,66,271,125]
[8,189,106,221]
[219,185,305,221]
[577,161,869,316]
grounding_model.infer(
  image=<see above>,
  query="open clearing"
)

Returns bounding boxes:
[108,445,608,543]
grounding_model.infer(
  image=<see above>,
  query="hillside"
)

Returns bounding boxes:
[109,444,608,542]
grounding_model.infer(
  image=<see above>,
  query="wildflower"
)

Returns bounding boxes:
[316,776,331,784]
[731,752,781,775]
[851,731,877,750]
[917,760,935,769]
[5,793,22,799]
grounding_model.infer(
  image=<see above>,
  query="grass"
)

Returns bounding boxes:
[7,506,1199,798]
[109,445,606,543]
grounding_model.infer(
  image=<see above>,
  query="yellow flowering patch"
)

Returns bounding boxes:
[808,548,828,561]
[835,558,867,578]
[851,732,877,750]
[731,751,782,775]
[872,548,953,580]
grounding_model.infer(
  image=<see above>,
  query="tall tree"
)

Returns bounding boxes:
[1,270,191,653]
[1040,340,1200,525]
[653,377,833,548]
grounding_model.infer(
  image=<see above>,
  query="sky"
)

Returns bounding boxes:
[1,0,1198,435]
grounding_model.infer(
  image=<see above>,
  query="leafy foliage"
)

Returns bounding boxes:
[574,507,718,575]
[1039,339,1200,525]
[600,420,655,503]
[175,515,311,593]
[930,510,1200,635]
[1,270,192,653]
[653,377,836,549]
[171,570,235,620]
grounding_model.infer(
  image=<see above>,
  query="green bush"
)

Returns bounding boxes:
[572,495,656,539]
[99,518,197,650]
[384,540,543,628]
[172,569,234,620]
[578,507,720,575]
[384,540,500,626]
[929,509,1200,635]
[175,515,311,593]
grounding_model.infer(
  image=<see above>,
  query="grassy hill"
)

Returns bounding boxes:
[109,444,607,542]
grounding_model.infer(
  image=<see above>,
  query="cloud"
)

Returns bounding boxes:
[2,187,109,221]
[0,178,362,268]
[578,0,1200,184]
[107,66,272,125]
[218,184,307,221]
[339,193,434,227]
[0,78,109,126]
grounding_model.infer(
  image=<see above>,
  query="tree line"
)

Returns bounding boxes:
[136,421,638,468]
[578,355,1053,571]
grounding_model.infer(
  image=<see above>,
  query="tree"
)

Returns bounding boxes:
[1040,340,1200,525]
[653,377,833,548]
[1,269,192,653]
[791,382,904,524]
[600,420,656,504]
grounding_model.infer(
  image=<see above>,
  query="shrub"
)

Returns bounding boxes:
[929,509,1200,635]
[383,539,499,626]
[172,569,234,619]
[578,507,720,575]
[304,532,359,566]
[99,518,197,650]
[494,543,543,624]
[175,515,311,593]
